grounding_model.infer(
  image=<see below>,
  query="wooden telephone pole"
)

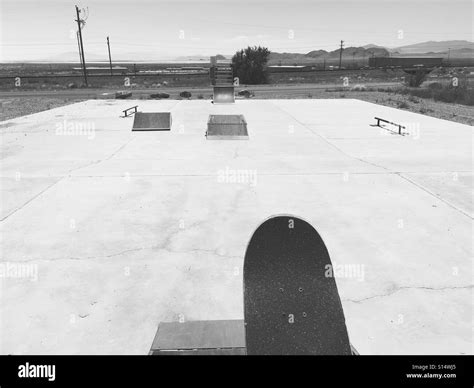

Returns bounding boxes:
[76,31,83,65]
[338,40,344,70]
[75,5,88,86]
[107,36,113,76]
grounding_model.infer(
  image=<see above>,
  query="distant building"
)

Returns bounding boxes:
[368,57,443,68]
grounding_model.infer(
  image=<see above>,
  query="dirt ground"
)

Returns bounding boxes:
[274,89,474,126]
[350,91,474,126]
[247,88,473,126]
[1,90,472,126]
[0,98,85,121]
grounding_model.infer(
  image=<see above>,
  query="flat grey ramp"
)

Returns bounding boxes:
[132,112,171,131]
[206,114,248,140]
[149,320,246,355]
[148,319,357,355]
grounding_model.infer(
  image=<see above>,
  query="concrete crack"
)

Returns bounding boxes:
[0,178,63,222]
[272,102,392,172]
[343,284,473,304]
[1,158,104,222]
[397,173,473,220]
[105,137,134,161]
[3,244,241,263]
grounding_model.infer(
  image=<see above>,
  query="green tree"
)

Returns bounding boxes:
[232,46,270,84]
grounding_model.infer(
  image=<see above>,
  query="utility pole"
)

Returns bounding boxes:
[107,36,113,76]
[75,5,88,86]
[338,40,344,70]
[76,31,83,67]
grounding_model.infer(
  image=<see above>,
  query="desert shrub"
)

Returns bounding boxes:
[237,89,254,98]
[179,91,192,98]
[397,78,473,106]
[397,101,409,109]
[150,93,170,99]
[405,69,428,87]
[351,84,366,91]
[411,88,433,99]
[432,84,474,105]
[428,82,443,90]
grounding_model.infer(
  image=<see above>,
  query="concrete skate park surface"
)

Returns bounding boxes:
[0,99,472,355]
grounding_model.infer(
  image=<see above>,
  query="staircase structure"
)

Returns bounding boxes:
[210,56,235,103]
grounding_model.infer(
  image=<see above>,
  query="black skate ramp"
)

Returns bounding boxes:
[206,114,248,140]
[132,112,172,131]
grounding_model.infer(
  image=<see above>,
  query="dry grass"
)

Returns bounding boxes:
[1,90,472,126]
[250,89,474,126]
[0,98,85,121]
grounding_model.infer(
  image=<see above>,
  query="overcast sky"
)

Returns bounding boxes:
[0,0,472,61]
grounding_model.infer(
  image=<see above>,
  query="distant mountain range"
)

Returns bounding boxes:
[9,40,473,63]
[269,46,390,65]
[391,40,474,54]
[267,40,474,65]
